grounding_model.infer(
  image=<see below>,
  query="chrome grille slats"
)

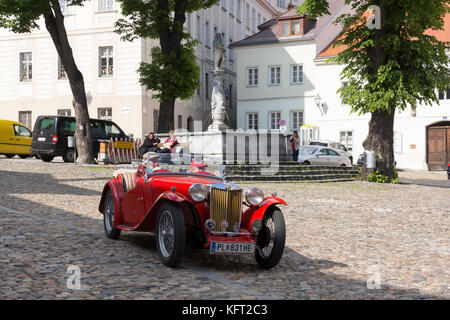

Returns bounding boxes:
[209,184,242,233]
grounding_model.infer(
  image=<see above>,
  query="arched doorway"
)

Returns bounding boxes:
[427,121,450,170]
[187,117,194,132]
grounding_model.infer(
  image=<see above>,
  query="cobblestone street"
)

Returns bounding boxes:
[0,157,448,299]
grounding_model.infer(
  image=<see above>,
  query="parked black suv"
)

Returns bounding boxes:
[31,116,127,162]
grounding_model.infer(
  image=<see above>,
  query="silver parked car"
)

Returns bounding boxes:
[297,146,352,167]
[309,140,353,164]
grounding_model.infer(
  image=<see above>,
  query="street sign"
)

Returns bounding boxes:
[279,119,286,126]
[280,126,287,133]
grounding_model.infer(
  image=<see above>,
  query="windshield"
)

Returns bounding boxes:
[140,152,224,178]
[299,146,319,154]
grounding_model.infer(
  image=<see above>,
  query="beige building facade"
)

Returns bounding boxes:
[0,0,278,139]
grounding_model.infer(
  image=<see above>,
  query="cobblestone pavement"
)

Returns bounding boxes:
[0,157,448,299]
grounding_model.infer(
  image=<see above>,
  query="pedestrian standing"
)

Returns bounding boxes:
[290,131,300,161]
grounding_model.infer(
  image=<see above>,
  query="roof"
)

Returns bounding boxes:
[230,0,350,56]
[318,12,450,58]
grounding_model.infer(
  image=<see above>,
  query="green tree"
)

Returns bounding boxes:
[298,0,450,178]
[0,0,95,163]
[115,0,218,133]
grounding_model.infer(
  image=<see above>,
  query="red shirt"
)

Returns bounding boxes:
[164,136,179,152]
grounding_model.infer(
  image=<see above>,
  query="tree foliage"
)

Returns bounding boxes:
[116,0,218,131]
[297,0,450,176]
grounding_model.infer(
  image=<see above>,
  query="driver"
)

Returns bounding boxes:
[142,153,170,173]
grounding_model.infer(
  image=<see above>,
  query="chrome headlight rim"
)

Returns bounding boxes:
[245,187,264,206]
[188,183,208,202]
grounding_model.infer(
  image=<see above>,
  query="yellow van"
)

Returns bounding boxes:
[0,119,33,158]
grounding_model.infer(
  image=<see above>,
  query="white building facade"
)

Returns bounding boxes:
[0,0,278,139]
[233,4,450,170]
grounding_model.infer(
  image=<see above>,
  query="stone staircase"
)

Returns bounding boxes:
[223,162,360,183]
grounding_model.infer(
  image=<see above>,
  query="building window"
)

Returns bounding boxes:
[57,109,71,116]
[58,57,67,80]
[277,0,286,8]
[228,38,234,61]
[341,81,349,104]
[252,9,256,31]
[205,21,210,46]
[196,15,201,41]
[269,112,281,130]
[291,111,304,131]
[246,4,250,28]
[177,115,182,129]
[186,13,191,33]
[98,0,114,12]
[59,0,72,14]
[205,73,209,98]
[246,67,258,87]
[237,0,241,20]
[229,0,234,15]
[99,46,113,77]
[247,113,258,130]
[20,52,32,82]
[258,13,261,27]
[269,66,281,86]
[187,117,194,132]
[281,19,301,36]
[18,111,32,129]
[438,87,450,100]
[98,107,112,120]
[340,131,353,151]
[153,110,159,133]
[291,64,303,84]
[221,0,226,9]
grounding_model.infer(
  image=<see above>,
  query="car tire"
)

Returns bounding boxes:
[340,164,347,167]
[5,154,15,158]
[34,154,41,159]
[255,207,286,269]
[19,155,29,159]
[62,149,75,163]
[103,189,121,240]
[40,154,54,162]
[303,161,310,166]
[156,203,185,268]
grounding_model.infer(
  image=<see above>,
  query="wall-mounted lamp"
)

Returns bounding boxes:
[315,93,324,116]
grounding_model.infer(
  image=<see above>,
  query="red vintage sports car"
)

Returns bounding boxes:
[98,153,286,268]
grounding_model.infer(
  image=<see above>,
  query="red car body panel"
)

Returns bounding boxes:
[241,197,287,231]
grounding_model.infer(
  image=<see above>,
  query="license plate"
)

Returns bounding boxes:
[37,137,46,142]
[210,242,255,254]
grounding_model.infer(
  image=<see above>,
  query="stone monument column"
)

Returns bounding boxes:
[208,33,229,131]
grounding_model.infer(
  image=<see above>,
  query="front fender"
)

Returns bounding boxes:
[241,197,287,231]
[134,191,195,232]
[98,178,123,226]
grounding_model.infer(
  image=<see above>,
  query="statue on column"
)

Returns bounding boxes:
[208,33,229,131]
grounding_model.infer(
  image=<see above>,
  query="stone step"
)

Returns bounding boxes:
[224,174,358,183]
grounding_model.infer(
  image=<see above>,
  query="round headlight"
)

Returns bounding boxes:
[245,187,264,206]
[189,183,208,202]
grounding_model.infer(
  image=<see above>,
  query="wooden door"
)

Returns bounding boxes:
[427,127,448,170]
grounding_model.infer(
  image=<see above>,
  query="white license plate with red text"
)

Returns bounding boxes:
[210,242,255,254]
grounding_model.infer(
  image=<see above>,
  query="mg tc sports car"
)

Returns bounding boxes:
[98,153,287,268]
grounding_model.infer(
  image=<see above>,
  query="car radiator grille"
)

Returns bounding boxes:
[210,188,242,232]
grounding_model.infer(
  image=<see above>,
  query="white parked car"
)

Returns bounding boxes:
[297,146,352,167]
[309,140,353,164]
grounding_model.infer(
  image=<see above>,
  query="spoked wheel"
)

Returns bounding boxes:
[255,208,286,269]
[156,203,185,268]
[103,189,121,239]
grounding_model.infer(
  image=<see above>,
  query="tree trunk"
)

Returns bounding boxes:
[44,2,94,164]
[157,98,176,133]
[362,107,396,178]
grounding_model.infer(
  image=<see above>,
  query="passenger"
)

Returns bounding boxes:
[139,132,161,157]
[159,130,178,153]
[190,160,215,176]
